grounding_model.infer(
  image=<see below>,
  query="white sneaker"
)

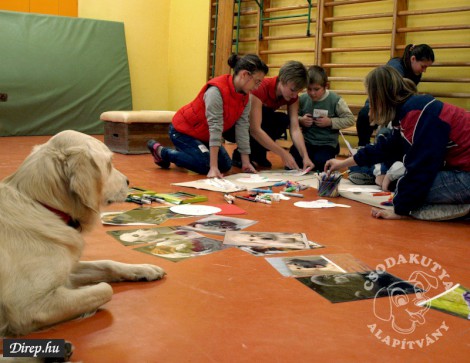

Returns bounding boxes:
[410,204,470,221]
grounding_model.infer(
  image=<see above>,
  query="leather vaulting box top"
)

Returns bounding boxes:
[100,110,176,124]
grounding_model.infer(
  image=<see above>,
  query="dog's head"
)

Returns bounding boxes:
[5,130,128,230]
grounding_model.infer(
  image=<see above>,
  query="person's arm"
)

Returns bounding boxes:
[288,100,314,170]
[298,94,314,128]
[235,98,257,173]
[330,98,356,129]
[324,156,357,173]
[354,128,402,167]
[324,130,399,173]
[207,146,223,178]
[249,95,298,169]
[204,87,224,178]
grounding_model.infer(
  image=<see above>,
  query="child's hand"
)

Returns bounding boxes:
[240,153,257,173]
[282,151,300,170]
[300,114,314,128]
[375,174,393,191]
[324,158,342,173]
[302,158,314,172]
[207,167,223,179]
[242,163,257,174]
[313,116,332,128]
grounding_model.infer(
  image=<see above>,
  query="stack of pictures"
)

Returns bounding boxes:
[267,253,422,303]
[223,230,323,256]
[107,226,230,262]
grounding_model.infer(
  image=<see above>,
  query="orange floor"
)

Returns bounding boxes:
[1,135,469,363]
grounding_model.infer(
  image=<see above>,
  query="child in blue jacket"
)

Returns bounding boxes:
[325,66,470,221]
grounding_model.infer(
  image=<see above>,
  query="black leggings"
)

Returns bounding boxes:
[356,102,378,146]
[223,106,289,160]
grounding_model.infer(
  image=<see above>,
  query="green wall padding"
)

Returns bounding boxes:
[0,11,132,136]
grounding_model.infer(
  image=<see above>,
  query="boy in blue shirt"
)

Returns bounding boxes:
[290,66,355,171]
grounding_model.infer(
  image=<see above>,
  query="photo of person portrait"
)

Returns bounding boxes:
[223,231,310,249]
[181,215,257,235]
[297,271,422,303]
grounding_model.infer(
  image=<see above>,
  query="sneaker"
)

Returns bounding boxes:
[348,172,375,185]
[410,204,470,221]
[147,140,170,169]
[231,149,242,168]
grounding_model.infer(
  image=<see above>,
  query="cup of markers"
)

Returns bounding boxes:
[317,172,342,197]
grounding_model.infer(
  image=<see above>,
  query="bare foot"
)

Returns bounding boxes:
[371,207,409,220]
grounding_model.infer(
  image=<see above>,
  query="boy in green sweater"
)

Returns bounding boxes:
[290,66,355,171]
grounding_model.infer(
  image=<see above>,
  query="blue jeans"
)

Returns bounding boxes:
[425,170,470,204]
[160,125,232,175]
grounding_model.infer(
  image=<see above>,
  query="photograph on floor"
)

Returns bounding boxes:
[179,215,258,235]
[266,253,370,278]
[133,230,229,262]
[297,271,423,303]
[417,284,470,320]
[224,231,310,249]
[107,226,187,246]
[102,206,190,226]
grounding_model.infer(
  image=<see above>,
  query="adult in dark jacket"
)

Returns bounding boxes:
[325,66,470,221]
[356,44,435,146]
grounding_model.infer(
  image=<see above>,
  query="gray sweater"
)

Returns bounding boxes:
[203,86,251,154]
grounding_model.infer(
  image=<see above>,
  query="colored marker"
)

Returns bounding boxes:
[235,195,257,203]
[224,194,235,204]
[126,196,144,205]
[143,194,166,203]
[255,196,272,204]
[281,191,304,198]
[249,188,273,193]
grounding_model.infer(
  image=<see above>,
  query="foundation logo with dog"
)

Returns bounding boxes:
[365,254,452,349]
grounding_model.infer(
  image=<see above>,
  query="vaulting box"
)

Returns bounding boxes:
[101,110,175,154]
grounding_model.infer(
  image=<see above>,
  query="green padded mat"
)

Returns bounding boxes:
[0,11,132,136]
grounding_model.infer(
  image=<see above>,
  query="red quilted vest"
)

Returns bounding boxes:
[172,75,249,142]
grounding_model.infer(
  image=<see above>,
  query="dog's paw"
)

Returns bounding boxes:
[125,264,166,281]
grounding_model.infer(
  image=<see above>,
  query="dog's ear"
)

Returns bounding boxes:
[66,148,103,212]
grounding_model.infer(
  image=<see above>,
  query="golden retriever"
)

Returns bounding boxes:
[0,130,165,337]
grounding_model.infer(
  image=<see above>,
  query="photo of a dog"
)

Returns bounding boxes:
[0,130,165,337]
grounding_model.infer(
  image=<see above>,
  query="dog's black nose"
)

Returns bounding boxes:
[126,179,130,186]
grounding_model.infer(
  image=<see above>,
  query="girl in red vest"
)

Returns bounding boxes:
[148,54,268,178]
